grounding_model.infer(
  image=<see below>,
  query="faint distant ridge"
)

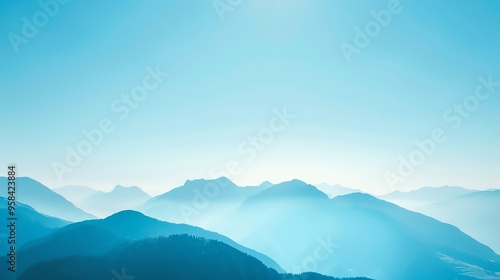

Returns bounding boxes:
[53,185,102,205]
[248,179,328,201]
[419,189,500,254]
[380,185,475,201]
[0,177,95,222]
[56,184,151,217]
[314,183,362,198]
[378,185,477,212]
[0,197,69,253]
[137,177,274,223]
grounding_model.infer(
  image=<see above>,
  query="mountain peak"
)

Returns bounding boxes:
[249,179,328,201]
[335,192,376,200]
[104,210,152,222]
[184,177,238,189]
[0,177,95,222]
[332,192,389,208]
[112,184,137,191]
[109,185,149,196]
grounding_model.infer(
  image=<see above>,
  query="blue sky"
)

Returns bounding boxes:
[1,0,499,195]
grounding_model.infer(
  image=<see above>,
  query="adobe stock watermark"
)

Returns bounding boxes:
[51,64,169,181]
[8,0,71,54]
[339,0,411,63]
[385,74,500,190]
[284,235,340,280]
[213,0,243,21]
[178,107,296,223]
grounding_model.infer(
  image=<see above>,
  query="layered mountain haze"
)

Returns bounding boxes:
[83,185,149,217]
[52,185,101,206]
[54,184,151,217]
[4,1,499,279]
[0,210,282,279]
[0,177,95,222]
[314,183,362,198]
[19,235,371,280]
[380,187,500,254]
[379,186,476,211]
[0,197,69,255]
[137,177,273,227]
[137,178,500,280]
[2,176,498,280]
[419,190,500,254]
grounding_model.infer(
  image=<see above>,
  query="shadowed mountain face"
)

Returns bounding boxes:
[0,177,95,222]
[19,235,372,280]
[138,179,500,280]
[0,197,69,255]
[0,210,282,278]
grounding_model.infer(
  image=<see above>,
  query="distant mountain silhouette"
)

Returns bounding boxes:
[0,197,69,256]
[379,186,475,210]
[53,185,102,205]
[137,177,273,227]
[74,185,151,217]
[6,177,499,280]
[314,183,361,198]
[139,179,500,280]
[0,210,282,278]
[0,177,95,222]
[19,235,372,280]
[419,190,500,254]
[247,179,327,200]
[54,184,151,217]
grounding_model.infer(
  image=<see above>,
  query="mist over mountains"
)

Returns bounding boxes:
[0,177,95,222]
[380,186,500,254]
[18,234,370,280]
[1,176,499,280]
[54,184,151,217]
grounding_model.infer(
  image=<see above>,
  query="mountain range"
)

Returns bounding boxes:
[418,190,500,254]
[0,177,95,222]
[137,177,274,227]
[314,183,361,198]
[1,177,498,280]
[54,184,151,217]
[18,234,371,280]
[137,178,500,280]
[0,210,282,279]
[380,187,500,254]
[379,186,476,210]
[0,197,69,256]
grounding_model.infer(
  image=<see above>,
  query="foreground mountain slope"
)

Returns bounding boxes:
[0,177,95,222]
[0,197,69,255]
[19,235,371,280]
[0,210,282,277]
